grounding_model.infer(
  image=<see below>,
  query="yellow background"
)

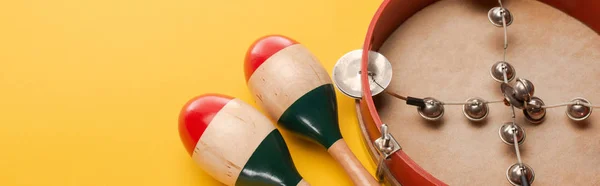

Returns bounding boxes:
[0,0,381,185]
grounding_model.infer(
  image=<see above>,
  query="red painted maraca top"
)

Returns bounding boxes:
[178,94,233,155]
[244,35,298,82]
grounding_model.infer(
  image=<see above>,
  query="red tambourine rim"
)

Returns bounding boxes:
[359,0,600,185]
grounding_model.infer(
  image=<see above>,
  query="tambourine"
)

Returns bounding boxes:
[333,0,600,185]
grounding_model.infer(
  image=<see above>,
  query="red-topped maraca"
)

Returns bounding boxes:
[179,94,309,186]
[245,35,378,186]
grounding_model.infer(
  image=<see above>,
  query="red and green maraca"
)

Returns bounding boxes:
[178,94,309,186]
[245,35,378,186]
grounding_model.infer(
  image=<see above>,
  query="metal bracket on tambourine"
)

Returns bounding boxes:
[374,124,401,182]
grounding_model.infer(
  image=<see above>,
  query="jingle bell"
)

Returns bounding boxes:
[514,78,534,102]
[524,97,546,124]
[463,97,489,121]
[501,83,524,109]
[418,97,444,121]
[506,163,535,186]
[566,97,592,121]
[490,61,515,82]
[499,122,525,145]
[488,7,514,27]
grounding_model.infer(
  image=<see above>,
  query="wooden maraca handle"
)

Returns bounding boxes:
[297,179,310,186]
[329,139,379,186]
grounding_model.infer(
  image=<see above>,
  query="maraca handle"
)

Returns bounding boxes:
[297,179,310,186]
[329,139,380,186]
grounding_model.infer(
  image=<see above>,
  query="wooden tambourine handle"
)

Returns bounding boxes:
[329,140,379,186]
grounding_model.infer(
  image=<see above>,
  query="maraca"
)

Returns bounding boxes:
[245,35,378,186]
[178,94,309,186]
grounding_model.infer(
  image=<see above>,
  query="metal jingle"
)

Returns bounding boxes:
[501,83,524,109]
[417,97,444,121]
[524,97,546,124]
[490,61,516,82]
[332,49,393,98]
[566,97,593,121]
[514,78,535,102]
[488,7,514,27]
[499,122,525,145]
[506,163,535,186]
[462,97,489,121]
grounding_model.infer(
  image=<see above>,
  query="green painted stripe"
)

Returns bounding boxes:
[277,84,342,149]
[235,130,302,186]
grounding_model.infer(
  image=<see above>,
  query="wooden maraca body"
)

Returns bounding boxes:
[179,94,308,186]
[245,35,378,186]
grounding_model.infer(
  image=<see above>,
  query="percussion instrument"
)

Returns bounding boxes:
[178,94,309,186]
[333,0,600,185]
[244,35,379,186]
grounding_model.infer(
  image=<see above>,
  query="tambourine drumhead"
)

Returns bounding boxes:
[358,0,600,185]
